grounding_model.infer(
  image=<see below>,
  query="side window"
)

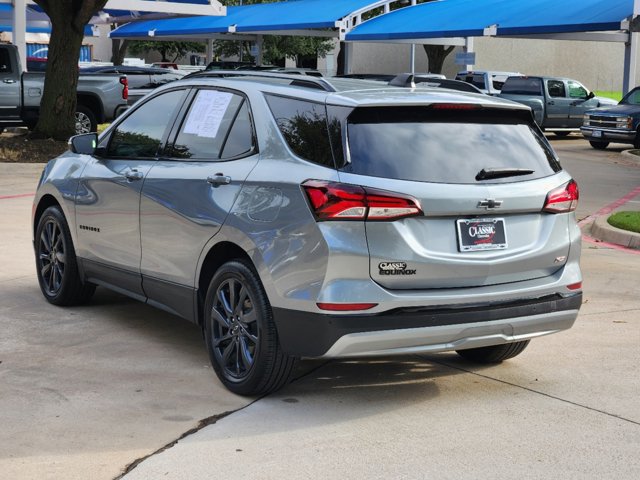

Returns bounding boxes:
[568,81,588,99]
[0,48,12,74]
[221,102,255,159]
[170,89,249,160]
[265,95,335,168]
[547,80,566,98]
[107,89,185,158]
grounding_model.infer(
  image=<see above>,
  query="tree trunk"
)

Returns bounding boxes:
[33,0,108,140]
[422,45,455,74]
[33,21,85,140]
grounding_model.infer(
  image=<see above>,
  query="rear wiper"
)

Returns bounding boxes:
[475,168,534,181]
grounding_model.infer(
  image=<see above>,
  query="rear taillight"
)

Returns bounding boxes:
[120,76,128,100]
[543,180,579,213]
[302,180,422,221]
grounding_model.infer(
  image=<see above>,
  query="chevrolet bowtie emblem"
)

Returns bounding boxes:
[477,199,503,210]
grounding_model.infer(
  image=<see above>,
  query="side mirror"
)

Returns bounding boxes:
[68,133,98,155]
[587,91,595,100]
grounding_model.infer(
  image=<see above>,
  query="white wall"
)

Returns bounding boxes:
[351,37,636,92]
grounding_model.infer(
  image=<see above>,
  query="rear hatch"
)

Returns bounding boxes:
[338,105,576,290]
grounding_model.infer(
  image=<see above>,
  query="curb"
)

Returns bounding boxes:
[590,214,640,249]
[621,149,640,166]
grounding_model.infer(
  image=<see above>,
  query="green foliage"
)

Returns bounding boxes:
[128,41,205,62]
[607,211,640,233]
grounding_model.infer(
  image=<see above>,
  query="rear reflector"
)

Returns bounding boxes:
[543,180,579,213]
[567,282,582,291]
[317,303,377,311]
[302,180,422,221]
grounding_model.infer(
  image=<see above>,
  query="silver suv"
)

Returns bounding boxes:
[33,72,583,395]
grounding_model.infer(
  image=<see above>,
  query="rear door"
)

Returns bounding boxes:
[339,105,573,290]
[140,88,259,317]
[545,79,571,127]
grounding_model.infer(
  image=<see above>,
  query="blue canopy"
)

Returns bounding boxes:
[347,0,633,41]
[111,0,377,38]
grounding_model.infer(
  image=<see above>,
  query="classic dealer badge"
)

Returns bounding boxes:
[378,262,416,275]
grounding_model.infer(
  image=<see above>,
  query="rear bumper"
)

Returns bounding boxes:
[580,127,636,143]
[272,292,582,358]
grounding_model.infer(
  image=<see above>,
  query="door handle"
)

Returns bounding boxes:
[124,169,144,181]
[547,101,555,105]
[207,174,231,187]
[3,79,16,84]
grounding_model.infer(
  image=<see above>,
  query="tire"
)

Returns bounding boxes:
[456,340,530,364]
[589,140,609,150]
[203,259,296,396]
[75,105,97,134]
[35,206,95,306]
[553,131,571,138]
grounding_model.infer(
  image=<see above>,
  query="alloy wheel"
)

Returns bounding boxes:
[38,219,66,296]
[210,277,259,380]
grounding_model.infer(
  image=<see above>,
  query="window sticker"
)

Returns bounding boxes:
[183,90,234,138]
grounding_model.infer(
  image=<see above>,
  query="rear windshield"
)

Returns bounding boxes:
[501,78,543,95]
[343,107,561,184]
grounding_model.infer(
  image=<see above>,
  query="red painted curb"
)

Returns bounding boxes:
[0,193,35,200]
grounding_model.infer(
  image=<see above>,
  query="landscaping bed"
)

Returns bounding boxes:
[608,211,640,234]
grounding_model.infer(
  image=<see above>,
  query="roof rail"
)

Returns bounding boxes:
[183,70,337,92]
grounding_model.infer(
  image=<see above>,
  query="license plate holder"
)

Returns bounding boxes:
[457,218,507,252]
[592,130,603,138]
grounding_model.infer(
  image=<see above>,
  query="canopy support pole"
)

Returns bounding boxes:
[12,0,27,69]
[464,36,475,70]
[410,44,416,74]
[256,35,264,66]
[206,39,214,64]
[344,42,354,74]
[623,0,640,94]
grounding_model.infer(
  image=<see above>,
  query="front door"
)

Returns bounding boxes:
[567,80,599,127]
[544,79,571,128]
[140,88,259,319]
[75,88,187,297]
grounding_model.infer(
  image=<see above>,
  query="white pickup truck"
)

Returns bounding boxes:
[0,44,128,134]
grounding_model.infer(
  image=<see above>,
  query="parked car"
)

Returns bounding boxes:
[389,73,484,94]
[499,76,617,134]
[81,65,186,105]
[0,44,128,134]
[455,70,523,95]
[33,72,583,395]
[580,87,640,149]
[151,62,179,70]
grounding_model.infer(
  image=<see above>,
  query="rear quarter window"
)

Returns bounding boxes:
[265,95,337,169]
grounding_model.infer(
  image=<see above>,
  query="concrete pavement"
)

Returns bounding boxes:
[1,137,639,480]
[0,165,252,480]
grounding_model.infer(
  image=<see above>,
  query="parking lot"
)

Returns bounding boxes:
[0,137,639,479]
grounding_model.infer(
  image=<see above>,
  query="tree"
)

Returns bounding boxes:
[422,45,456,74]
[214,0,334,66]
[32,0,108,140]
[128,41,205,63]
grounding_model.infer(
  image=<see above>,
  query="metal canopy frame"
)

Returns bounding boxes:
[344,0,640,93]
